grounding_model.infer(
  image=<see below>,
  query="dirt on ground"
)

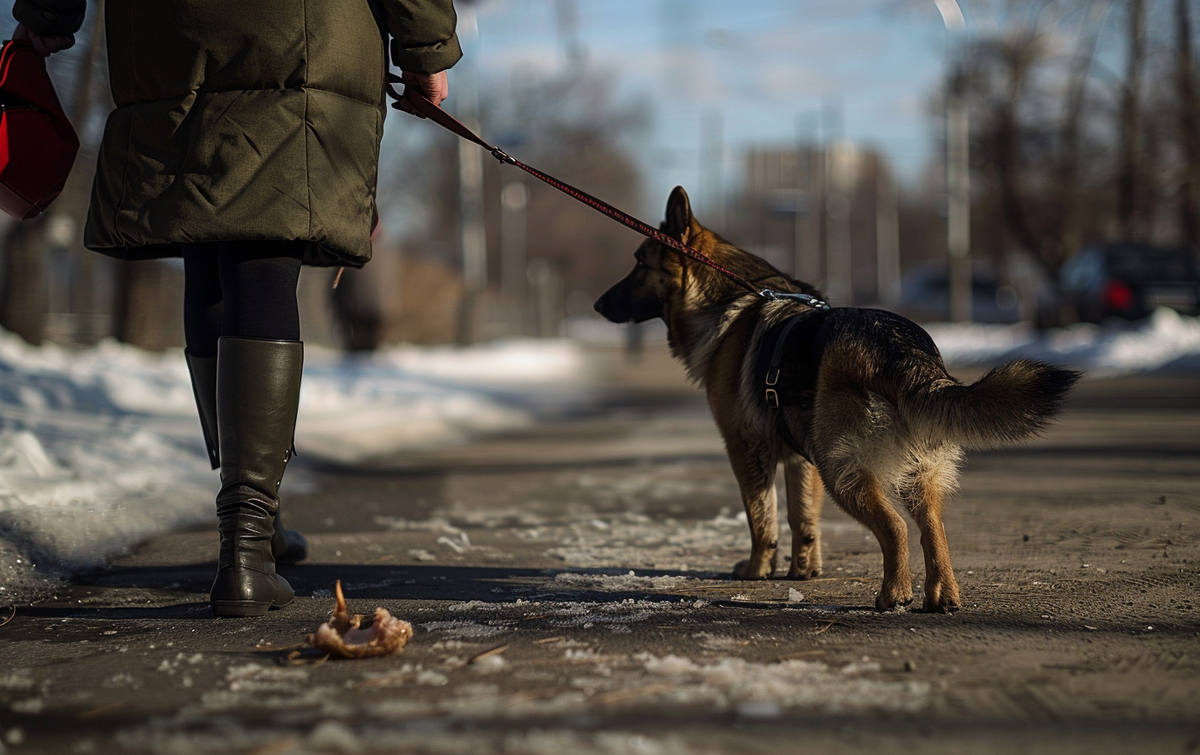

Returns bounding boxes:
[0,345,1197,754]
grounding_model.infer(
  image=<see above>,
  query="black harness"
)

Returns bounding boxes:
[756,296,831,461]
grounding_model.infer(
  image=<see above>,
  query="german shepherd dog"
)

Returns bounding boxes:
[595,187,1079,612]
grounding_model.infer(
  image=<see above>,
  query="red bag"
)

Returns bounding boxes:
[0,39,80,220]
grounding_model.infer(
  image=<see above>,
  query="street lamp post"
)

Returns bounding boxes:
[936,0,972,323]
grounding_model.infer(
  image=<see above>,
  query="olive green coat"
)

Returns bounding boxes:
[73,0,460,267]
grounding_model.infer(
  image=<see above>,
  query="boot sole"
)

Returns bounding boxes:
[211,600,273,617]
[211,595,293,617]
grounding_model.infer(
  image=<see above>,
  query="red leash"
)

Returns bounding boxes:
[394,83,771,300]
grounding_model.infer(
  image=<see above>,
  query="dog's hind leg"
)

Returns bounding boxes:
[783,457,823,579]
[826,472,913,611]
[725,437,780,580]
[898,451,962,613]
[812,375,912,610]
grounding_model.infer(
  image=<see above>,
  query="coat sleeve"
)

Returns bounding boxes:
[12,0,86,35]
[381,0,462,74]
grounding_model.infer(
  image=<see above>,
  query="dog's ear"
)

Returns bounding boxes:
[664,186,694,244]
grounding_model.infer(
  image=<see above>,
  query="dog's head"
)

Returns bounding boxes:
[594,186,700,324]
[595,186,822,326]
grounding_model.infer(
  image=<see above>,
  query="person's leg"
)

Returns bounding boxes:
[182,242,224,358]
[182,243,224,469]
[218,240,308,561]
[209,240,308,617]
[218,240,304,342]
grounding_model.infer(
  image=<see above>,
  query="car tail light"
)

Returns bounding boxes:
[1102,279,1135,311]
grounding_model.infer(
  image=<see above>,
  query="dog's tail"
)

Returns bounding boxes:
[901,359,1081,449]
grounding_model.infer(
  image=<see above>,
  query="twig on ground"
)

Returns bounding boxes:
[778,649,826,661]
[469,643,510,664]
[287,649,330,666]
[594,682,678,705]
[808,621,845,636]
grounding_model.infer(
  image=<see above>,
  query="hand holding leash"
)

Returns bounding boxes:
[13,24,74,57]
[393,70,448,117]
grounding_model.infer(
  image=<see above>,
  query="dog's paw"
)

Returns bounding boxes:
[920,598,960,614]
[920,579,961,613]
[732,559,774,580]
[874,583,915,612]
[787,535,822,580]
[786,561,822,580]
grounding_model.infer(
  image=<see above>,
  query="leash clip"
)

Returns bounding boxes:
[491,148,516,165]
[760,289,831,310]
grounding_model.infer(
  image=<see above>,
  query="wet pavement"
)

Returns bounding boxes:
[1,346,1198,754]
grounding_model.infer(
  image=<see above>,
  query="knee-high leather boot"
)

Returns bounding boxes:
[186,349,307,565]
[208,337,303,617]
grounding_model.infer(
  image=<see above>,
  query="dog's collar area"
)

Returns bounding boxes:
[758,290,831,310]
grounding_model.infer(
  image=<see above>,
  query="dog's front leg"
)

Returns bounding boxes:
[783,457,823,579]
[725,437,780,580]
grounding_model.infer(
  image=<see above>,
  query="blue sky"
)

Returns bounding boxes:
[459,0,960,212]
[1,0,961,217]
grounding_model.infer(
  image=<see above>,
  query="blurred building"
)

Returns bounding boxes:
[727,142,904,308]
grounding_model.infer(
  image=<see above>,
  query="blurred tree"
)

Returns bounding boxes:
[111,260,182,352]
[1117,0,1147,240]
[498,69,649,320]
[0,221,46,344]
[968,5,1069,279]
[375,63,649,342]
[966,2,1134,274]
[1176,0,1200,249]
[957,0,1200,325]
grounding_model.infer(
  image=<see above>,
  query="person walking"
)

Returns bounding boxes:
[12,0,461,617]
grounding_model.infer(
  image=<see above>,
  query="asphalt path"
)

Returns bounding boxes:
[1,346,1197,754]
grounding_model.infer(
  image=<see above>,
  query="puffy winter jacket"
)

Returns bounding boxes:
[15,0,460,267]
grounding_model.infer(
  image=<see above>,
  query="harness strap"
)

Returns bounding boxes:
[763,315,815,462]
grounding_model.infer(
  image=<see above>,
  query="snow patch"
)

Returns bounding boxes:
[0,334,602,602]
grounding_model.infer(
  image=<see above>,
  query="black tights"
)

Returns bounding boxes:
[182,241,305,358]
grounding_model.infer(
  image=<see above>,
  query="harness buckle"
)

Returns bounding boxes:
[765,367,780,386]
[765,388,780,409]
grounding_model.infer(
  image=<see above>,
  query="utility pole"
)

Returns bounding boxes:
[700,109,725,232]
[823,98,853,306]
[555,0,583,69]
[499,180,528,333]
[946,64,971,322]
[876,165,901,307]
[794,113,821,284]
[454,1,486,345]
[936,0,971,322]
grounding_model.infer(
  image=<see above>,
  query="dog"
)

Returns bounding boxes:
[594,186,1080,612]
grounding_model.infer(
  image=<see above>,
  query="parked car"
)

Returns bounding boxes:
[1059,243,1200,323]
[896,261,1023,324]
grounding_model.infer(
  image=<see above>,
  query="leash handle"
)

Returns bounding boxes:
[394,84,769,300]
